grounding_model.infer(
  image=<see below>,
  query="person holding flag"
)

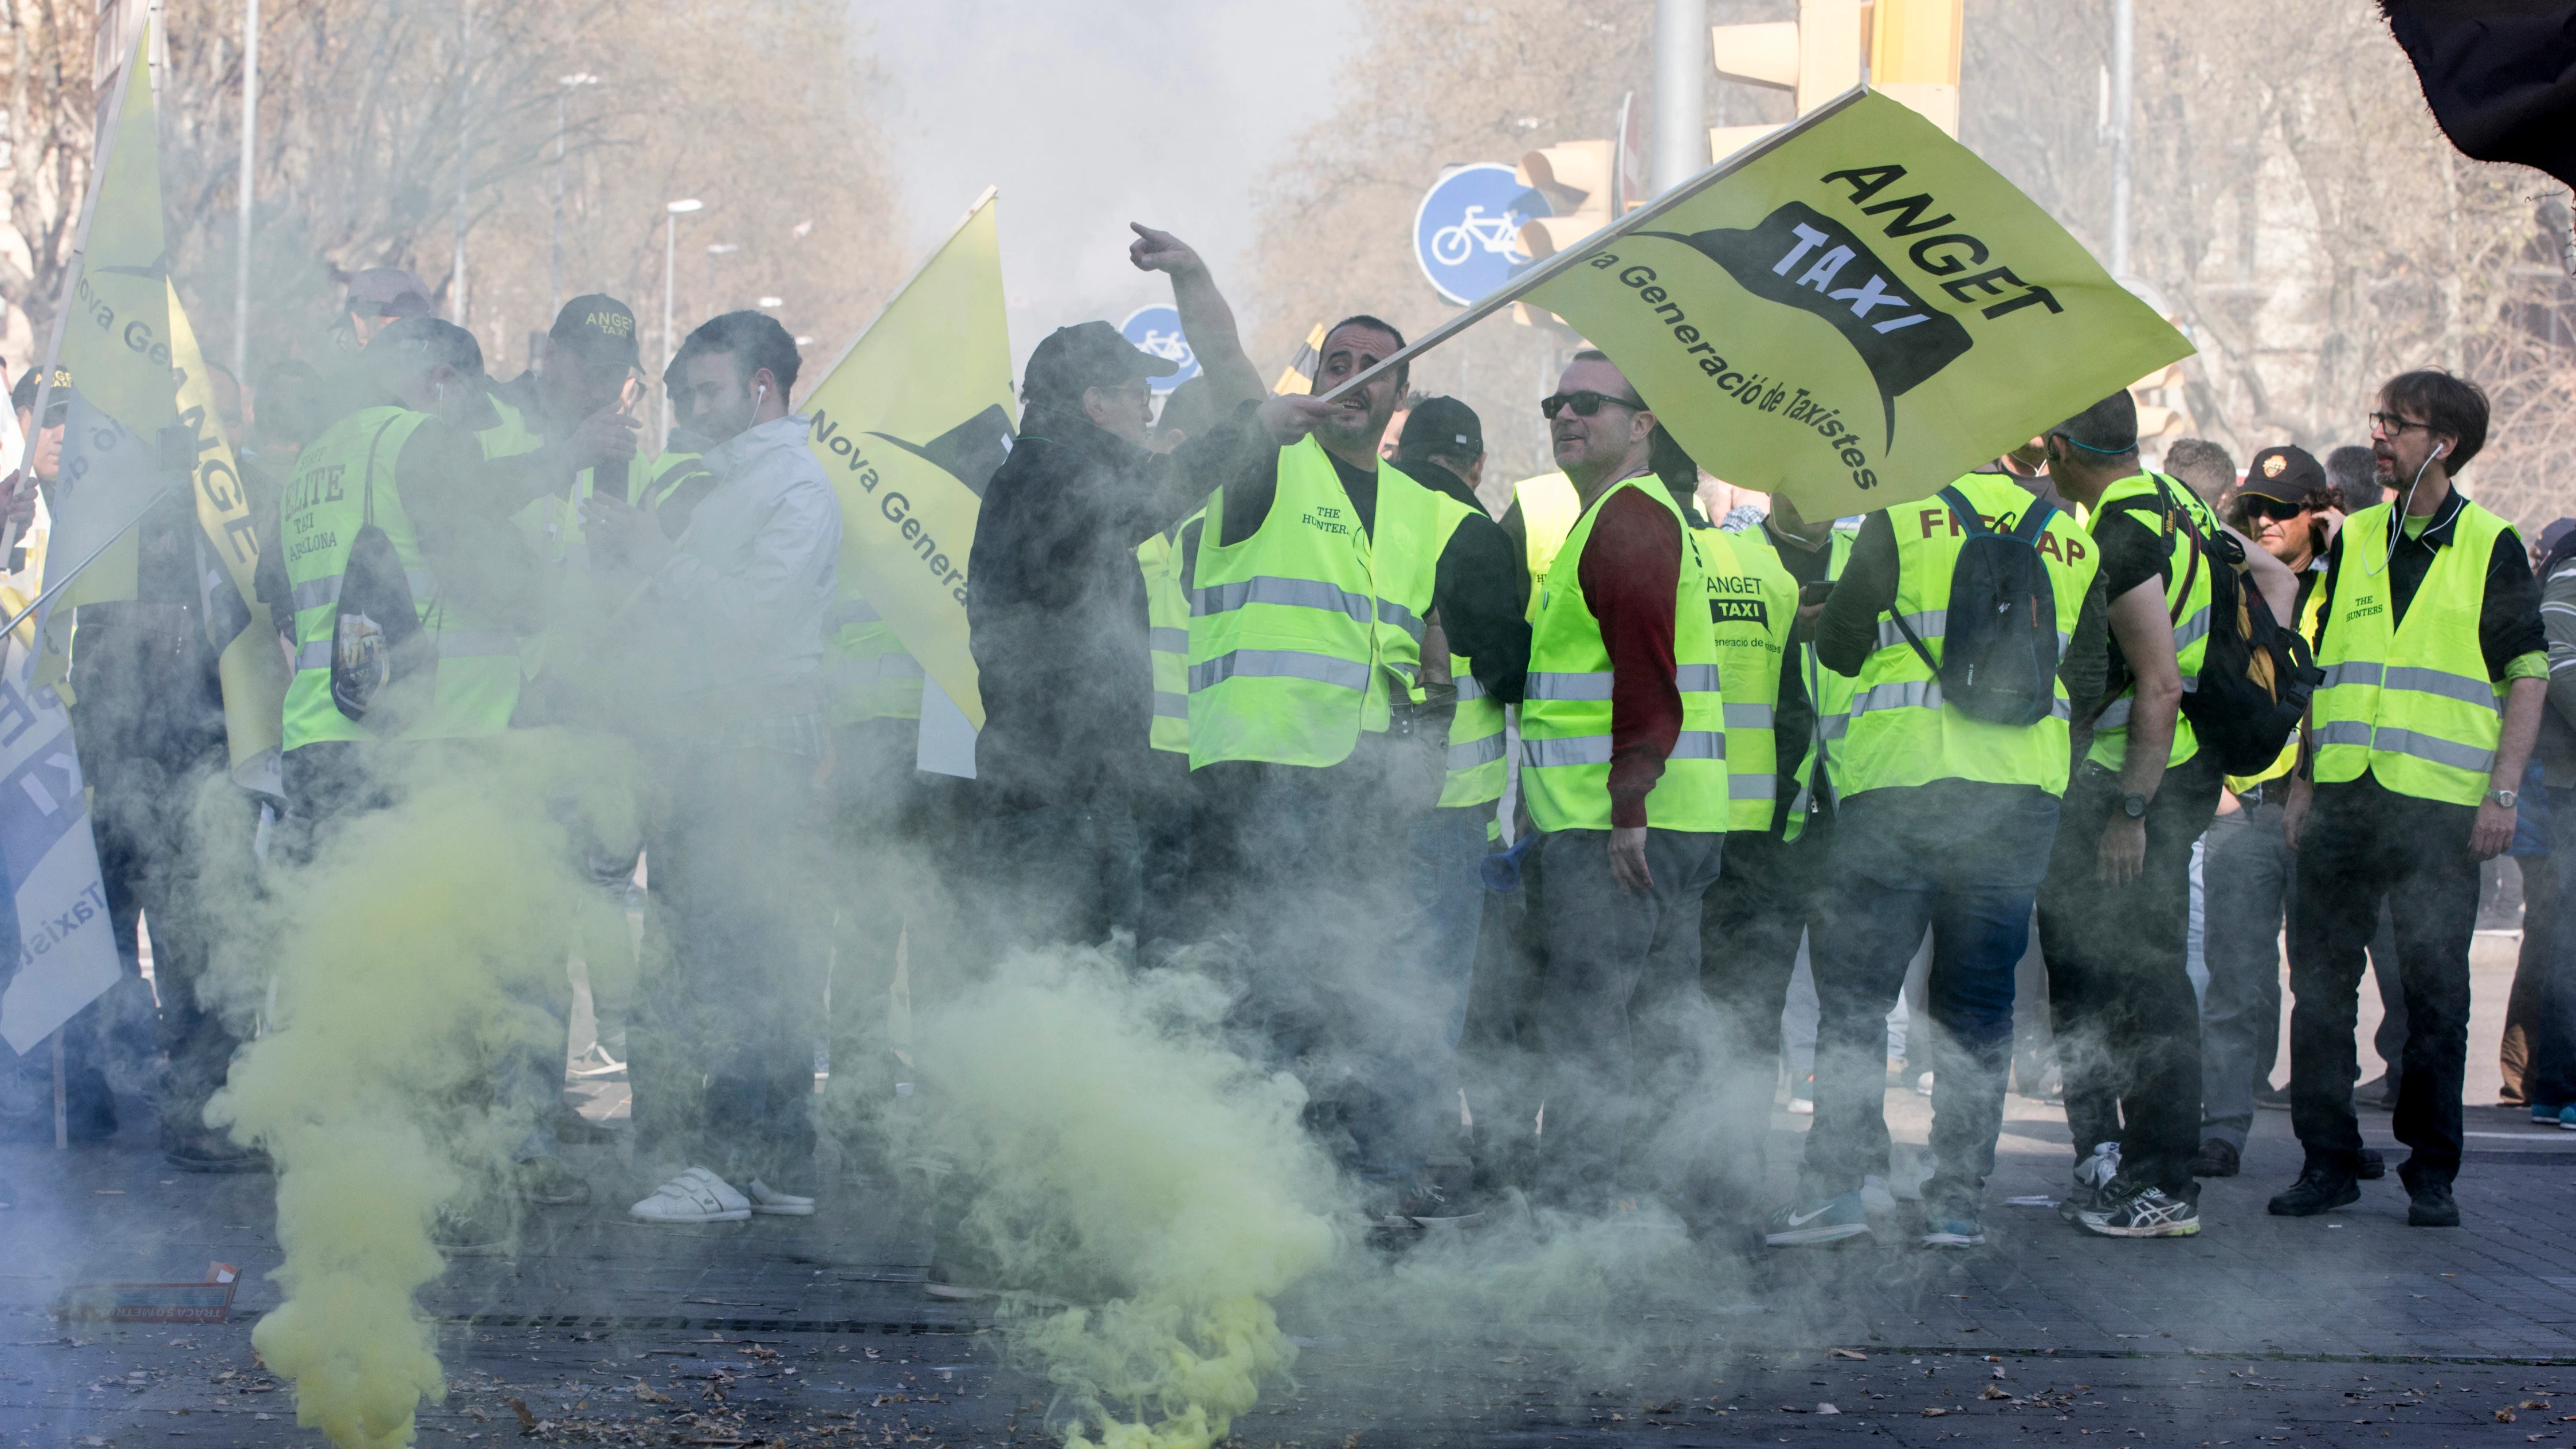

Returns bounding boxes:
[1183,315,1525,1217]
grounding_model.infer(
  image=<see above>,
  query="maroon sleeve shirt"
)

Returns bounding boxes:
[1574,483,1684,829]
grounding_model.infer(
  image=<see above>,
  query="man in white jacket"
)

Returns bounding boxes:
[585,311,842,1224]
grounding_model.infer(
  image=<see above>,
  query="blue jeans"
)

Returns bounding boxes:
[1802,782,2060,1217]
[1408,805,1494,1055]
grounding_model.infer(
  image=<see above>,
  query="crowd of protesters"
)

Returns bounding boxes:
[0,222,2564,1273]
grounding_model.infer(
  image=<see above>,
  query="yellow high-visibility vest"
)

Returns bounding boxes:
[1520,476,1728,832]
[2312,500,2519,806]
[1839,474,2100,800]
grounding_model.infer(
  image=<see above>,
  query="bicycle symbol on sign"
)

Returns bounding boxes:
[1135,328,1196,374]
[1430,205,1530,268]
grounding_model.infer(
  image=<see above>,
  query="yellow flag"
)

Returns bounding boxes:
[799,193,1015,728]
[1523,91,2191,519]
[167,283,289,788]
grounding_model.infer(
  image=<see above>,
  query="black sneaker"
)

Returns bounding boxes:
[2358,1148,2387,1181]
[2252,1082,2292,1111]
[2266,1165,2360,1217]
[2406,1180,2460,1228]
[2188,1138,2240,1178]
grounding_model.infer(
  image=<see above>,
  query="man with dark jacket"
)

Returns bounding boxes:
[964,226,1265,953]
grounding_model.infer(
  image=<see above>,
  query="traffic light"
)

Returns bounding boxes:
[1515,139,1617,261]
[1710,0,1962,163]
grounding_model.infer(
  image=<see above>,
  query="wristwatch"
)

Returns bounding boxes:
[2120,792,2150,819]
[2490,787,2519,810]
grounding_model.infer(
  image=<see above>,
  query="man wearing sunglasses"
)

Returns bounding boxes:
[2275,370,2547,1228]
[1514,351,1729,1224]
[8,364,66,512]
[2195,446,2336,1180]
[1183,314,1527,1219]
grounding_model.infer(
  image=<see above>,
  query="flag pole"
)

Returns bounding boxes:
[22,25,151,517]
[0,484,178,640]
[1316,84,1873,406]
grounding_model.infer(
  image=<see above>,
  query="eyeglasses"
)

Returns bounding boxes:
[2242,495,2309,523]
[1539,389,1644,420]
[2368,410,2428,438]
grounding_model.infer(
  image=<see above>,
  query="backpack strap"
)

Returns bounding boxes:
[2145,472,2204,629]
[1884,484,2003,677]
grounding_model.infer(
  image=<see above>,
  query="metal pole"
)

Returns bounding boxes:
[450,0,470,324]
[52,1028,66,1150]
[551,92,565,320]
[2108,0,2133,277]
[1652,0,1708,197]
[662,213,677,444]
[232,0,258,387]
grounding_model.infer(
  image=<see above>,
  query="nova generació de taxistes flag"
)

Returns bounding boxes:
[1522,90,2193,519]
[799,190,1016,729]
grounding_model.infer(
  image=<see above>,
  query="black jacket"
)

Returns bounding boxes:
[965,405,1239,811]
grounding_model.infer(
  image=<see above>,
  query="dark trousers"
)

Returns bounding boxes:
[2288,773,2479,1186]
[93,751,246,1152]
[1803,782,2059,1217]
[1699,813,1835,1219]
[1529,826,1726,1215]
[2502,849,2562,1103]
[1191,750,1430,1178]
[639,743,829,1190]
[2527,789,2576,1107]
[2039,752,2224,1194]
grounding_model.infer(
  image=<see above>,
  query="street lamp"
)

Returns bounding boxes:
[661,198,702,444]
[705,242,740,322]
[551,73,599,320]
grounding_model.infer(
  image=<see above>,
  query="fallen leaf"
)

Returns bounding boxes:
[1982,1385,2013,1401]
[1816,1403,1840,1415]
[1829,1348,1868,1360]
[1923,1407,1948,1417]
[2499,1409,2519,1423]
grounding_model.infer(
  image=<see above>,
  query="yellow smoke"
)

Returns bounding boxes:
[911,951,1342,1449]
[206,734,626,1449]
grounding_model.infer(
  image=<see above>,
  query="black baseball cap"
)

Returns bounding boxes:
[550,293,640,370]
[1395,395,1483,463]
[1023,320,1177,405]
[10,365,69,418]
[2238,444,2328,506]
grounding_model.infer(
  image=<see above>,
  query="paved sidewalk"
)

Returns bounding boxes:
[6,1077,2575,1448]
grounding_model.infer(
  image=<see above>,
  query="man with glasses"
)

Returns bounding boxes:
[2195,447,2337,1177]
[1515,351,1728,1226]
[2274,371,2547,1228]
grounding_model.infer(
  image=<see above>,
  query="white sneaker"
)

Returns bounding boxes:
[1860,1174,1898,1213]
[745,1180,815,1216]
[628,1166,751,1224]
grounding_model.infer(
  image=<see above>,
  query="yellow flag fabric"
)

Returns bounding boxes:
[799,194,1015,729]
[48,36,178,614]
[167,284,289,788]
[1523,91,2191,519]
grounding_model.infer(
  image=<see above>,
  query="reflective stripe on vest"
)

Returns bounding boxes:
[280,406,522,749]
[1142,524,1195,754]
[2311,500,2516,805]
[2084,472,2219,772]
[1786,524,1861,838]
[1837,474,2099,799]
[823,581,924,726]
[1708,524,1798,831]
[1519,476,1728,832]
[1438,651,1509,808]
[1186,441,1469,769]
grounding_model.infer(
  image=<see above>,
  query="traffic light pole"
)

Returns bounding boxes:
[1319,85,1869,408]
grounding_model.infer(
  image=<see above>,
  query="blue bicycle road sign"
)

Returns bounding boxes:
[1413,163,1552,306]
[1119,305,1198,395]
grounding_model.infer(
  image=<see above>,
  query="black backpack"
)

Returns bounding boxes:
[2126,473,2324,776]
[1888,484,2063,727]
[329,417,437,727]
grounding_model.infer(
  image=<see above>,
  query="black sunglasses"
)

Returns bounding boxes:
[2243,495,2309,523]
[1540,389,1644,420]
